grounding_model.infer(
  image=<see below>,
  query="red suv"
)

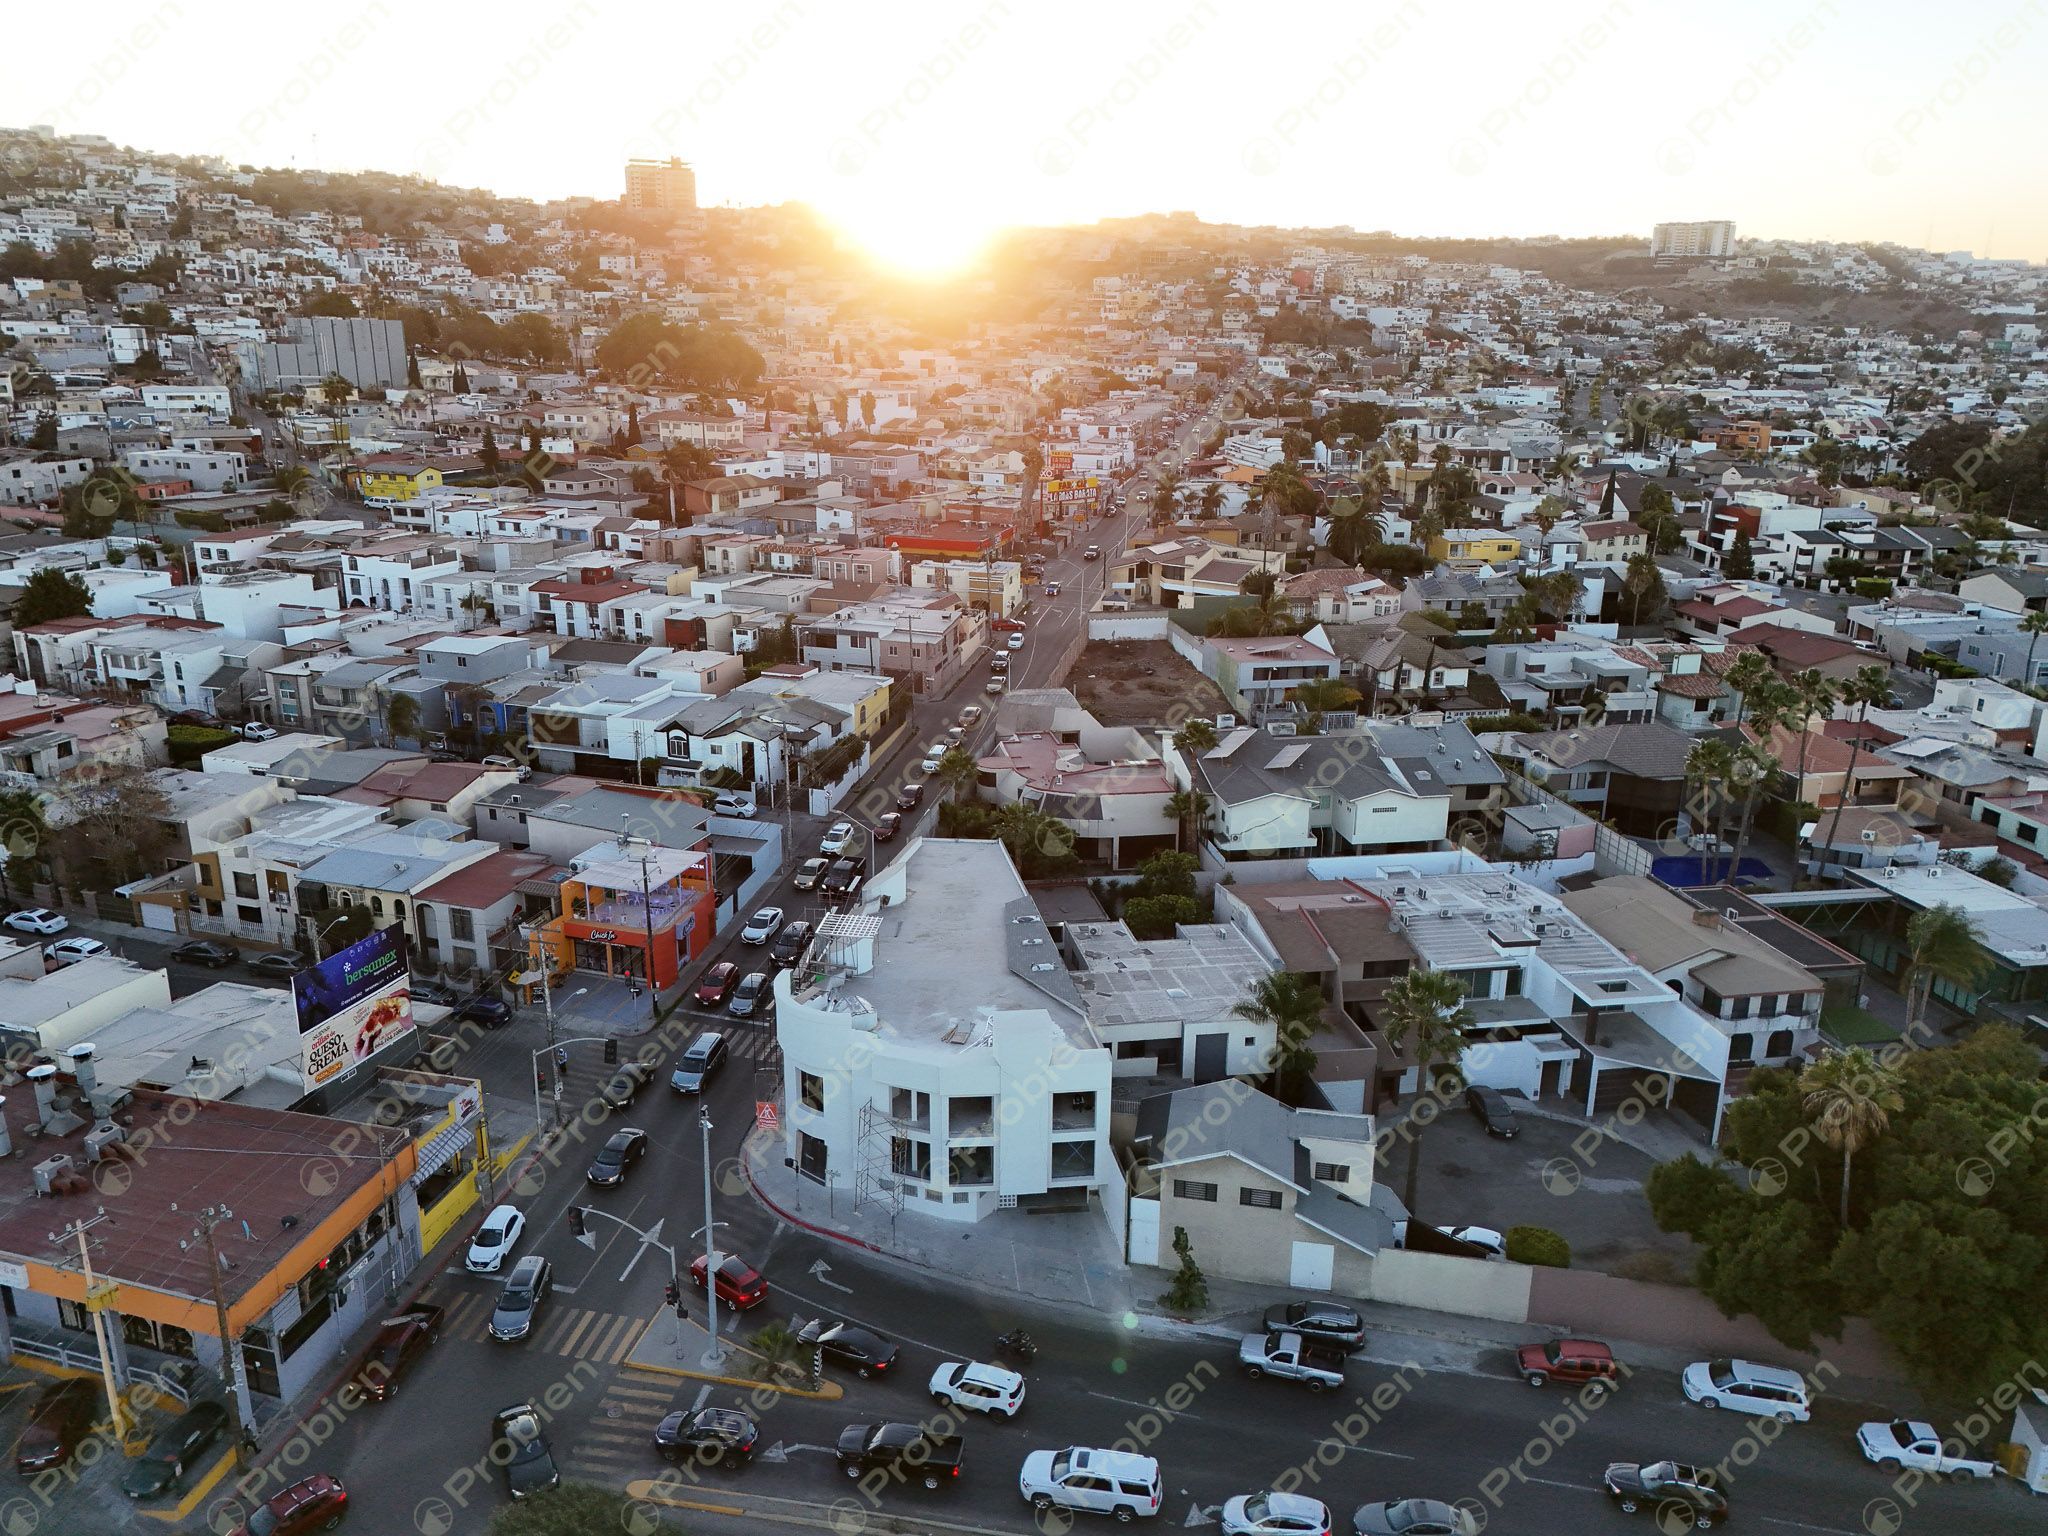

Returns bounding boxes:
[694,963,739,1007]
[227,1474,348,1535]
[690,1253,769,1311]
[1517,1338,1619,1391]
[14,1377,99,1474]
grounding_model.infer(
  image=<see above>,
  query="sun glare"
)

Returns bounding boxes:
[822,202,1002,279]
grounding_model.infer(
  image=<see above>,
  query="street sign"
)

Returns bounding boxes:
[755,1102,779,1131]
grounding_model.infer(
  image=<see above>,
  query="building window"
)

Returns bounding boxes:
[800,1072,824,1111]
[450,909,474,942]
[234,872,258,900]
[1312,1162,1350,1183]
[890,1137,931,1180]
[1239,1188,1283,1209]
[1172,1179,1217,1202]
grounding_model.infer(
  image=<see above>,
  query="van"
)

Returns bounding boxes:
[1680,1358,1811,1422]
[672,1032,727,1094]
[490,1255,553,1342]
[1019,1447,1162,1522]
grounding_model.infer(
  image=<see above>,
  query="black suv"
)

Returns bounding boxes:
[587,1127,647,1187]
[655,1407,759,1467]
[770,920,814,967]
[821,857,866,899]
[1261,1300,1367,1351]
[170,940,236,968]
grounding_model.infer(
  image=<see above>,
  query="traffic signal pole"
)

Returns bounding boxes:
[568,1204,684,1360]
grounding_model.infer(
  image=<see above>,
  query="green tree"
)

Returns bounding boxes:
[384,692,421,744]
[1164,789,1211,852]
[1378,967,1473,1213]
[1231,971,1323,1104]
[1817,664,1893,862]
[12,566,92,627]
[1123,893,1200,940]
[1722,529,1756,579]
[744,1320,810,1385]
[1801,1047,1903,1229]
[1159,1226,1209,1312]
[319,373,353,411]
[487,1483,672,1536]
[1901,902,1990,1033]
[935,746,978,804]
[480,426,501,477]
[1173,718,1217,757]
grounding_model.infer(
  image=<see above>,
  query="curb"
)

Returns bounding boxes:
[625,1357,844,1399]
[741,1152,887,1258]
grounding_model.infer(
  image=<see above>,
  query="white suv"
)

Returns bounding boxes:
[1021,1447,1161,1523]
[930,1360,1025,1417]
[1681,1358,1812,1423]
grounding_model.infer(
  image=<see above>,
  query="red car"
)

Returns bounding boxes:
[694,962,739,1008]
[1517,1338,1619,1390]
[690,1253,769,1311]
[14,1377,99,1474]
[227,1474,348,1535]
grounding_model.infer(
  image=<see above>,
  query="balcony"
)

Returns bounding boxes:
[947,1096,995,1138]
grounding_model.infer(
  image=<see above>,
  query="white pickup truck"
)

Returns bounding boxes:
[1237,1330,1347,1393]
[1856,1420,2000,1481]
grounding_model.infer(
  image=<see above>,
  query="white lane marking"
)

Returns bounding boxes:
[1087,1389,1205,1422]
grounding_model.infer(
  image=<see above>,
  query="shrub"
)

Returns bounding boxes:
[167,723,237,766]
[1852,578,1894,599]
[1505,1225,1571,1268]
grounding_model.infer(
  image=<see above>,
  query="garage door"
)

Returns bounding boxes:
[1289,1241,1334,1290]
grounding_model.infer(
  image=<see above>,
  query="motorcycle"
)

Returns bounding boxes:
[995,1328,1036,1361]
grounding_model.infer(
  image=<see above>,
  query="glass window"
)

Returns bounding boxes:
[1239,1188,1283,1209]
[800,1073,824,1111]
[1172,1179,1217,1202]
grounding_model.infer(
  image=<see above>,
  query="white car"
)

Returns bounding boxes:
[4,909,68,936]
[1222,1492,1330,1536]
[919,755,942,776]
[986,676,1006,696]
[740,907,784,944]
[713,793,757,818]
[929,1360,1026,1417]
[1006,634,1025,651]
[958,706,983,726]
[819,822,856,856]
[46,937,109,966]
[466,1204,527,1273]
[1020,1447,1161,1523]
[240,721,279,741]
[1390,1221,1505,1258]
[1681,1358,1812,1423]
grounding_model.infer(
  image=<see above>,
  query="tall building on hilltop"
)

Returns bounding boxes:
[624,157,697,212]
[1651,221,1736,260]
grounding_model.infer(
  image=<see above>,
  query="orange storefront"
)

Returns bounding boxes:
[527,847,715,991]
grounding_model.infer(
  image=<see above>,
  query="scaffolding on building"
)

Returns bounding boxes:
[853,1099,904,1215]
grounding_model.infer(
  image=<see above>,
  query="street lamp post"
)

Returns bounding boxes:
[525,941,587,1135]
[50,1211,129,1444]
[698,1107,725,1371]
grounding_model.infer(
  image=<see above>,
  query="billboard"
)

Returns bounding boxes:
[292,927,414,1087]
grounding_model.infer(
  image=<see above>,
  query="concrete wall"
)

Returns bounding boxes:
[1088,611,1172,642]
[1364,1249,1534,1322]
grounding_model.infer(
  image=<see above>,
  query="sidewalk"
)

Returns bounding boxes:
[739,1135,1138,1321]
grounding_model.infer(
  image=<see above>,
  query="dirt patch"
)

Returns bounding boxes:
[1062,639,1230,730]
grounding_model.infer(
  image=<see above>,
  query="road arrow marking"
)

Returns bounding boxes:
[809,1259,853,1294]
[619,1217,667,1282]
[1186,1503,1220,1527]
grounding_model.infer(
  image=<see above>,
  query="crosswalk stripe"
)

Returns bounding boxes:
[579,1314,624,1359]
[611,1381,669,1400]
[557,1311,602,1356]
[609,1317,647,1363]
[601,1314,641,1360]
[438,1293,482,1337]
[534,1309,582,1353]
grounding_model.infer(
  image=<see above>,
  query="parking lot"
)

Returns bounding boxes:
[1403,1099,1698,1282]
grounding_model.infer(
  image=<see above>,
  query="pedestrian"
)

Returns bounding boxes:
[555,1046,568,1071]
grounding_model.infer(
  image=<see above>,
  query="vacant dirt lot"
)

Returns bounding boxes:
[1063,639,1230,730]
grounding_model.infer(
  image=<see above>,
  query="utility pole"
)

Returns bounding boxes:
[698,1107,725,1371]
[51,1211,129,1443]
[527,926,563,1133]
[637,842,660,1024]
[188,1205,254,1445]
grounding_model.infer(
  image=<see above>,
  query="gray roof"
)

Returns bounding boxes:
[1516,721,1695,780]
[528,786,710,839]
[1193,721,1501,807]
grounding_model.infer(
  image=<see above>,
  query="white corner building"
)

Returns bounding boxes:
[774,837,1112,1222]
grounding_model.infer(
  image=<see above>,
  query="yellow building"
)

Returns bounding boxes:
[1429,528,1523,565]
[352,461,446,501]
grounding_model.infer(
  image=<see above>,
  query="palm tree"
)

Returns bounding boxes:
[1818,664,1898,871]
[1723,739,1778,892]
[1548,451,1580,493]
[2020,609,2048,688]
[1174,718,1218,757]
[1291,677,1360,719]
[747,1320,810,1385]
[1801,1048,1904,1228]
[1378,967,1474,1214]
[1164,789,1211,853]
[935,747,978,804]
[1784,669,1839,832]
[1232,971,1325,1105]
[1684,738,1735,876]
[1901,902,1990,1036]
[1722,652,1777,731]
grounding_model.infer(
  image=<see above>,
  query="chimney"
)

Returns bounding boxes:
[28,1065,58,1131]
[68,1043,98,1100]
[1691,908,1722,929]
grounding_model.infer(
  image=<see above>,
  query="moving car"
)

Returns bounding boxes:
[690,1253,768,1310]
[248,951,302,979]
[1680,1358,1811,1422]
[1602,1462,1727,1528]
[240,721,279,741]
[958,706,983,726]
[488,1256,553,1342]
[987,676,1006,695]
[919,753,942,775]
[672,1032,728,1093]
[1464,1085,1519,1138]
[47,936,111,966]
[821,857,865,899]
[170,939,237,968]
[14,1377,99,1474]
[1007,633,1025,650]
[897,782,924,809]
[223,1474,348,1536]
[929,1360,1026,1417]
[693,962,740,1007]
[874,811,903,842]
[741,906,784,943]
[797,1318,899,1377]
[1020,1447,1161,1523]
[348,1305,443,1401]
[453,994,512,1028]
[1518,1338,1619,1390]
[820,822,857,856]
[1349,1500,1478,1536]
[729,971,771,1018]
[1223,1492,1331,1536]
[794,856,831,891]
[1238,1330,1347,1392]
[490,1404,560,1500]
[465,1205,527,1273]
[121,1401,230,1499]
[4,908,68,935]
[655,1406,759,1467]
[838,1423,963,1490]
[587,1128,648,1187]
[598,1058,657,1109]
[1261,1301,1366,1351]
[1082,546,1101,560]
[770,922,814,967]
[1045,582,1061,597]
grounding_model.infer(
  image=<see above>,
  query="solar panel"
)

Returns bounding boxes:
[1267,743,1312,770]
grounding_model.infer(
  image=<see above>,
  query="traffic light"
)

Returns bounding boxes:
[604,1038,619,1065]
[664,1276,680,1308]
[568,1207,587,1237]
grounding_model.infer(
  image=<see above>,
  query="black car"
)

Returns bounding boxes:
[797,1319,898,1378]
[120,1401,230,1499]
[770,921,814,968]
[897,781,924,809]
[654,1407,758,1467]
[1261,1300,1367,1351]
[1464,1085,1519,1138]
[821,857,865,899]
[587,1127,647,1186]
[170,940,236,968]
[599,1059,656,1110]
[1603,1462,1726,1529]
[454,994,513,1028]
[246,951,303,980]
[490,1404,560,1500]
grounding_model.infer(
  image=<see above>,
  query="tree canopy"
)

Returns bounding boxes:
[13,566,93,628]
[595,313,763,390]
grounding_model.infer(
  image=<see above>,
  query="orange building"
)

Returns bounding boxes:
[528,844,715,991]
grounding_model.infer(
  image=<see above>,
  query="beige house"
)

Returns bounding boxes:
[1127,1081,1392,1294]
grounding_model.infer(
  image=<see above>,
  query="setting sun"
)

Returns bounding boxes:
[819,200,1005,279]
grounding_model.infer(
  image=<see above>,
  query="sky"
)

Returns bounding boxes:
[20,0,2048,272]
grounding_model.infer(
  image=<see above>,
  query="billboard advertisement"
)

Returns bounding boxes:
[292,927,414,1087]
